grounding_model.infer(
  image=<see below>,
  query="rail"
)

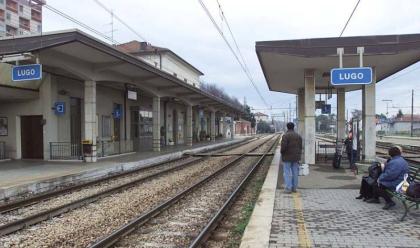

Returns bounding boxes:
[49,142,81,160]
[0,136,260,236]
[88,135,278,248]
[189,135,279,247]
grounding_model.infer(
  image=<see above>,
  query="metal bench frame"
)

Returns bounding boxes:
[386,166,420,221]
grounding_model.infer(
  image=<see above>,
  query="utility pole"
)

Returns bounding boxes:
[288,102,292,123]
[382,99,392,117]
[411,89,414,137]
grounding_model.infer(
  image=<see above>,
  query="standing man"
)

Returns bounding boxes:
[281,122,303,193]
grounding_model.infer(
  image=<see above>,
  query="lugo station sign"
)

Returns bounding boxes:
[12,64,42,81]
[330,67,372,85]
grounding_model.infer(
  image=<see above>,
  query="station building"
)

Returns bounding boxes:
[0,29,243,162]
[256,33,420,164]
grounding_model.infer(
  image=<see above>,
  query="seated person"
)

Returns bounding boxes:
[367,146,409,210]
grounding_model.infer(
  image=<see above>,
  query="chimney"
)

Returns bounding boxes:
[140,42,150,50]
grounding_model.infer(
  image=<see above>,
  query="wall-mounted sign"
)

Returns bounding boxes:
[54,102,66,115]
[12,64,42,81]
[127,90,137,100]
[321,104,331,114]
[113,108,122,120]
[331,67,372,85]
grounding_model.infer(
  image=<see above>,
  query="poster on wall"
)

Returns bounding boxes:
[0,117,8,136]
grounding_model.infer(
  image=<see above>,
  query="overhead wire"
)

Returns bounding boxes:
[44,4,120,45]
[92,0,148,42]
[339,0,361,37]
[197,0,269,108]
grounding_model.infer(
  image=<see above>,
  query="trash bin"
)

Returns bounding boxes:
[82,140,93,161]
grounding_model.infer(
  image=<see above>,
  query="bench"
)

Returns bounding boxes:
[386,164,420,221]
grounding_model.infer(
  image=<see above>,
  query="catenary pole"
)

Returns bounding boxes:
[411,89,414,137]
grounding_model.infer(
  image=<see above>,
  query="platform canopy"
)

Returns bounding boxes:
[0,29,244,114]
[256,33,420,94]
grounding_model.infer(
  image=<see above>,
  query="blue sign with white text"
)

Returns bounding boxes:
[55,102,66,115]
[113,108,122,120]
[331,67,372,85]
[12,64,42,82]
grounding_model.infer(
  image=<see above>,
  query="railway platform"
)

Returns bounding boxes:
[241,147,420,248]
[0,137,250,201]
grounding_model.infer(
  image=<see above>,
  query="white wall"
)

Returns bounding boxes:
[139,53,201,88]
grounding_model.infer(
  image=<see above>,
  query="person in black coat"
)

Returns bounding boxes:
[355,162,383,200]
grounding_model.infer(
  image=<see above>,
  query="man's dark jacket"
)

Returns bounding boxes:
[280,130,303,162]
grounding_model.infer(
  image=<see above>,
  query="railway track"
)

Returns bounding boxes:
[0,137,260,237]
[88,135,278,248]
[0,135,275,247]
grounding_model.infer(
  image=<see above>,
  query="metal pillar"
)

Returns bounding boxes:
[84,80,97,162]
[362,68,376,161]
[337,88,346,141]
[152,96,161,152]
[304,69,316,165]
[186,105,193,146]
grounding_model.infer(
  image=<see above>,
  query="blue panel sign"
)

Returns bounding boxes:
[331,67,372,85]
[321,104,331,114]
[55,102,66,115]
[113,108,122,120]
[12,64,42,81]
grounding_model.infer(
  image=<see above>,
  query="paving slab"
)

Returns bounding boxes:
[241,151,420,248]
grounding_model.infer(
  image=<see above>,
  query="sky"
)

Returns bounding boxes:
[42,0,420,120]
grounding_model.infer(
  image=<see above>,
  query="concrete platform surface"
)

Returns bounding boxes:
[241,156,420,248]
[0,137,250,200]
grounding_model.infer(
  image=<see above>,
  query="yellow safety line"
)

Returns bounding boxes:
[292,192,312,248]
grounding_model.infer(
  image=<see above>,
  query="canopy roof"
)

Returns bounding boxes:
[0,29,243,114]
[256,33,420,94]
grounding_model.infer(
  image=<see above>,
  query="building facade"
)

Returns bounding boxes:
[0,30,241,162]
[254,112,269,122]
[0,0,43,37]
[118,41,203,88]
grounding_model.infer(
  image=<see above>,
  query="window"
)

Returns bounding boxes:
[19,5,23,12]
[37,24,41,33]
[101,116,112,139]
[6,12,10,20]
[139,110,153,136]
[0,0,4,5]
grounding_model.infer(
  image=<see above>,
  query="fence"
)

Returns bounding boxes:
[98,140,134,158]
[50,142,82,160]
[0,141,5,160]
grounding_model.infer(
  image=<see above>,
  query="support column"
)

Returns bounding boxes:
[210,110,216,142]
[362,68,376,161]
[195,109,201,141]
[153,96,161,152]
[84,80,97,163]
[304,69,316,165]
[297,88,305,137]
[186,105,193,146]
[337,88,346,142]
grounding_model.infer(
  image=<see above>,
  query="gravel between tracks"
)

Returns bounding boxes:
[0,157,196,225]
[0,136,271,248]
[113,136,277,247]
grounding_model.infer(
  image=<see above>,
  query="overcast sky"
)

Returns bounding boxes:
[42,0,420,119]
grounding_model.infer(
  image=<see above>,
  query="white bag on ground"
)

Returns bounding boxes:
[299,164,309,176]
